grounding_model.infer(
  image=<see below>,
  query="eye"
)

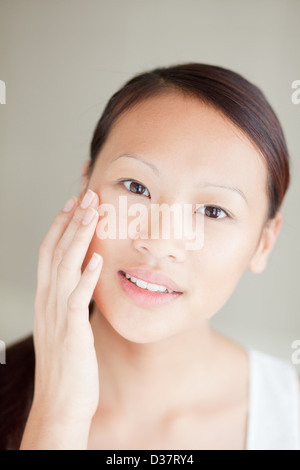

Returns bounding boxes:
[121,179,150,198]
[197,205,230,220]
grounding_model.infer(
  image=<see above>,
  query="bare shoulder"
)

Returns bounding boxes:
[212,330,249,372]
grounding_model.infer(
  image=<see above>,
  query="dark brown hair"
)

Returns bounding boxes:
[0,63,291,450]
[88,63,291,220]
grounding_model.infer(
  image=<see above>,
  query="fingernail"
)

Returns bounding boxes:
[80,189,96,209]
[63,197,76,213]
[88,253,102,271]
[82,207,97,226]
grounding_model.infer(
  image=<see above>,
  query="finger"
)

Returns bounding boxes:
[59,208,99,279]
[35,196,78,305]
[47,190,99,324]
[67,253,103,332]
[56,207,100,321]
[34,196,79,341]
[53,190,99,269]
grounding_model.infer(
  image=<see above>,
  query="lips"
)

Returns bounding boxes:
[119,267,183,293]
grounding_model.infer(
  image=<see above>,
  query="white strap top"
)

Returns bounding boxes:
[246,349,300,450]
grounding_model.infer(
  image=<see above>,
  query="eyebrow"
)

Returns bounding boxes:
[110,153,249,206]
[110,153,160,176]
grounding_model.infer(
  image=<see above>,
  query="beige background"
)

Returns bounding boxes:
[0,0,299,371]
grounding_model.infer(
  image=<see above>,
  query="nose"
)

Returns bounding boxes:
[131,204,187,263]
[133,236,186,263]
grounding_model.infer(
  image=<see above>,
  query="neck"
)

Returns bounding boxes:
[90,305,226,423]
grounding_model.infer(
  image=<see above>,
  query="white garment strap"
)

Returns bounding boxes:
[246,349,300,450]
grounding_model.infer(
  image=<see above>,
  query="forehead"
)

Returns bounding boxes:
[98,92,268,200]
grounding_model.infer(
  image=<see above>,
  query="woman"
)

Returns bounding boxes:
[1,63,299,450]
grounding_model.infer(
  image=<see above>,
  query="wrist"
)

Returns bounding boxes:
[30,395,96,422]
[20,403,93,450]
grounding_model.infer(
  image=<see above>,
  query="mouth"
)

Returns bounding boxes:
[119,270,180,293]
[117,270,183,308]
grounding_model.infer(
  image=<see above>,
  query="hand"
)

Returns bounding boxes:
[20,189,102,449]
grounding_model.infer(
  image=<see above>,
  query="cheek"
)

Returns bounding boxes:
[201,222,258,265]
[81,225,130,274]
[191,228,257,304]
[193,239,242,295]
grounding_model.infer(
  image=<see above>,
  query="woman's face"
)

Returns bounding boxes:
[81,92,277,343]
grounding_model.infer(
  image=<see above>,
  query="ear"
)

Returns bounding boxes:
[79,160,91,200]
[248,211,283,274]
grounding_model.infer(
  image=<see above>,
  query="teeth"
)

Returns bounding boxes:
[124,272,173,293]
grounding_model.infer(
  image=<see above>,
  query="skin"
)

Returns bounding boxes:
[20,91,287,450]
[79,92,283,449]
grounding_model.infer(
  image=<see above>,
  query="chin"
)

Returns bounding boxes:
[93,291,185,345]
